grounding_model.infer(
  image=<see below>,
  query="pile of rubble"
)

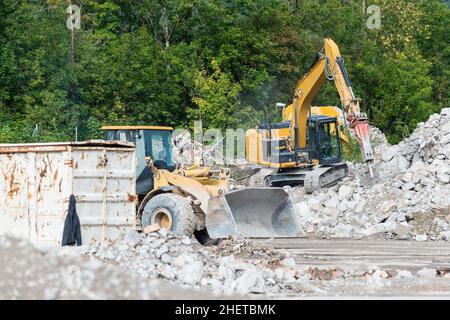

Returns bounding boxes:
[0,235,207,299]
[86,231,449,297]
[291,108,450,241]
[87,229,327,296]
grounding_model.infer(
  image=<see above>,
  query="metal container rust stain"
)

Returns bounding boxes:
[6,162,20,198]
[127,193,137,202]
[0,141,137,246]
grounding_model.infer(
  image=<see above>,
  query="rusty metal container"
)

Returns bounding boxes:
[0,140,136,245]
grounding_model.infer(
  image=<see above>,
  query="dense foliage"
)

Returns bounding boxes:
[0,0,448,143]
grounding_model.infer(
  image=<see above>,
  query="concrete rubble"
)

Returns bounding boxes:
[87,230,308,296]
[290,108,450,241]
[84,231,450,297]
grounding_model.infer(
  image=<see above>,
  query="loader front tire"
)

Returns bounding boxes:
[141,193,195,236]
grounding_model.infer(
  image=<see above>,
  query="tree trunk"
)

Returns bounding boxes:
[161,2,170,49]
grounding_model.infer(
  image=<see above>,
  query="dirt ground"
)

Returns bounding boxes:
[251,238,450,298]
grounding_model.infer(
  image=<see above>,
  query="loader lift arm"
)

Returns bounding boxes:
[290,38,374,172]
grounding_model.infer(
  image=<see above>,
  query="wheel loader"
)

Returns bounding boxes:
[101,126,298,241]
[245,38,374,193]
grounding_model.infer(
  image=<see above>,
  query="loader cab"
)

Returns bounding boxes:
[102,126,175,195]
[307,116,343,165]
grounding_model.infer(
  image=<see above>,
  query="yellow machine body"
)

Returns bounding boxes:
[102,126,298,240]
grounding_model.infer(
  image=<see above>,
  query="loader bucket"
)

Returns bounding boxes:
[205,187,298,239]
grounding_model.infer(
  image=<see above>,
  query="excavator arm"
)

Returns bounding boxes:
[289,38,374,172]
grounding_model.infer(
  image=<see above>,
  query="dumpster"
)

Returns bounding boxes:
[0,140,136,245]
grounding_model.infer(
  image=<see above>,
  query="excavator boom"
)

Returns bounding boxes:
[290,38,374,165]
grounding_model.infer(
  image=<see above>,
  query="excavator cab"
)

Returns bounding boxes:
[308,116,343,165]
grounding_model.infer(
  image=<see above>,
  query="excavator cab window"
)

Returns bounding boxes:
[316,120,342,164]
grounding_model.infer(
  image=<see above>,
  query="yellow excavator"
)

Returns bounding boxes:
[246,38,374,192]
[101,126,298,241]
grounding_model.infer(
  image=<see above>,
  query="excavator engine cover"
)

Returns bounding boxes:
[205,187,298,239]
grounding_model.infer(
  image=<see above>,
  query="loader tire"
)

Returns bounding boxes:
[141,193,195,236]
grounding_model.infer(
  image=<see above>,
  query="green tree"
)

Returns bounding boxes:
[0,0,448,145]
[189,60,255,130]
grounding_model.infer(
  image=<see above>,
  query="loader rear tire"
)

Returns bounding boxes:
[141,193,195,236]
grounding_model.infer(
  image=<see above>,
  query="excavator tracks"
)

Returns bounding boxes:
[304,163,348,193]
[251,164,348,193]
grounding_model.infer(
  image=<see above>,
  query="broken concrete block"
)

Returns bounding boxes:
[324,197,339,208]
[442,120,450,133]
[124,230,142,247]
[440,231,450,241]
[396,155,411,172]
[144,224,160,234]
[179,261,204,285]
[401,182,416,191]
[415,234,428,242]
[381,200,396,214]
[354,201,365,214]
[338,199,355,212]
[396,270,414,279]
[323,206,339,217]
[437,173,450,184]
[274,268,285,281]
[294,201,312,227]
[338,185,353,200]
[158,228,169,237]
[307,198,322,211]
[394,223,412,239]
[280,257,296,268]
[417,268,436,278]
[403,190,416,200]
[441,108,450,117]
[232,268,264,295]
[363,222,396,237]
[334,224,355,238]
[160,253,172,264]
[382,145,400,162]
[294,201,310,216]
